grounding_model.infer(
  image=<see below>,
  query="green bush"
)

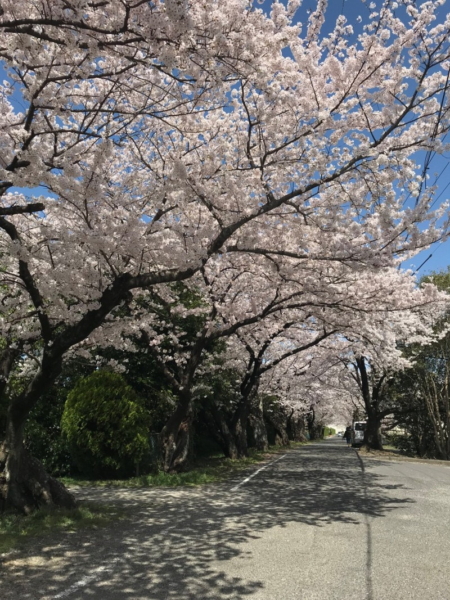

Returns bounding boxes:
[61,371,151,478]
[24,377,79,477]
[322,427,336,437]
[25,413,74,477]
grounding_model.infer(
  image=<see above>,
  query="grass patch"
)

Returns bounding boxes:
[0,503,122,556]
[60,442,306,489]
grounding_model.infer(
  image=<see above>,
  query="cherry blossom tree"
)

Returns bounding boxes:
[235,262,450,449]
[332,278,450,450]
[87,250,340,469]
[259,345,353,441]
[1,0,450,511]
[122,251,433,466]
[0,0,305,511]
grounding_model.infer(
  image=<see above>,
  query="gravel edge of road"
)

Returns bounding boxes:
[358,450,450,467]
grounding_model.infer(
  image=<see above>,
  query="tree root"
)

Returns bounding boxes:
[1,448,76,514]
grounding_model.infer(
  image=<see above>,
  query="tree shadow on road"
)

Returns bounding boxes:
[2,442,414,600]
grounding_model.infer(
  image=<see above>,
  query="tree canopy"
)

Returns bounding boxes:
[1,0,450,512]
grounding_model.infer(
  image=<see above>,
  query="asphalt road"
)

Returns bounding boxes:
[2,440,450,600]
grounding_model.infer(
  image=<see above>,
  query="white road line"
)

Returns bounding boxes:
[50,556,123,599]
[47,526,178,599]
[230,454,287,491]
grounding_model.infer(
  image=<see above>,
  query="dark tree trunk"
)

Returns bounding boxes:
[288,414,307,442]
[364,413,383,450]
[266,411,290,446]
[230,405,249,458]
[208,405,241,459]
[221,428,240,459]
[160,391,194,473]
[0,409,75,514]
[354,356,385,451]
[160,415,194,473]
[248,400,269,451]
[208,397,251,460]
[307,407,322,440]
[1,353,76,514]
[308,423,323,440]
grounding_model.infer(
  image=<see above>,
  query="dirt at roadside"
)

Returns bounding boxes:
[358,446,450,467]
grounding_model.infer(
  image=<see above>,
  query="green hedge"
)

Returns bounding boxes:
[61,370,151,478]
[322,427,336,437]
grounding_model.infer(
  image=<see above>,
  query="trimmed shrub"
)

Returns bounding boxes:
[322,427,336,437]
[61,371,151,478]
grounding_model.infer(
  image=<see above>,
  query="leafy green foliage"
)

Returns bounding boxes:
[421,266,450,293]
[24,360,93,476]
[390,267,450,459]
[99,344,176,432]
[322,427,336,437]
[24,401,73,477]
[392,336,450,458]
[61,371,151,478]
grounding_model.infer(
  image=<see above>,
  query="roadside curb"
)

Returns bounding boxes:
[359,452,450,467]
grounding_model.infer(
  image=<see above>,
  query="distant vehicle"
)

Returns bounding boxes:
[351,421,367,447]
[337,432,343,437]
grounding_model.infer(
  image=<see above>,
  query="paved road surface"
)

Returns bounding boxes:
[2,440,450,600]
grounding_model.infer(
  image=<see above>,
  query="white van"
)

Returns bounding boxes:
[351,421,366,447]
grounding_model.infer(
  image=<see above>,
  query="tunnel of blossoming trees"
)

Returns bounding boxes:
[1,0,450,513]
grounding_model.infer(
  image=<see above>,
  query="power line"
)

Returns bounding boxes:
[414,239,448,273]
[430,174,450,210]
[415,253,433,273]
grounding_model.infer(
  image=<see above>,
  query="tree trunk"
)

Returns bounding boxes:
[230,407,249,458]
[354,356,384,450]
[159,390,194,473]
[364,414,383,450]
[288,414,307,442]
[160,415,194,473]
[266,412,290,446]
[0,412,75,514]
[248,400,269,451]
[1,351,75,514]
[212,409,240,459]
[207,397,251,460]
[307,413,322,440]
[423,372,450,460]
[307,406,320,440]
